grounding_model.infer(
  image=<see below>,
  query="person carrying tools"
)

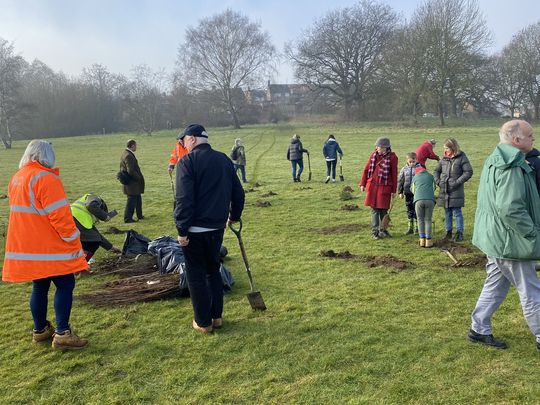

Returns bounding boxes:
[2,140,89,350]
[322,134,343,183]
[174,124,245,333]
[168,134,189,175]
[70,194,122,262]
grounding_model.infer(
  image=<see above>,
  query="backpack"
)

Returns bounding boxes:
[230,147,239,161]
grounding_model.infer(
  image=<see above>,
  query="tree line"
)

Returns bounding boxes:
[1,0,540,148]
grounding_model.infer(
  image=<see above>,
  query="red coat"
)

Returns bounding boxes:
[359,152,398,209]
[415,141,439,166]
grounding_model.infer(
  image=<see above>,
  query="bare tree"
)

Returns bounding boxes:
[0,38,25,148]
[81,63,123,133]
[412,0,491,125]
[510,22,540,121]
[287,1,398,119]
[119,65,168,136]
[381,24,430,122]
[177,9,275,129]
[489,50,526,117]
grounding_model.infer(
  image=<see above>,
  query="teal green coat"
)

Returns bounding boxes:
[473,143,540,260]
[411,171,436,203]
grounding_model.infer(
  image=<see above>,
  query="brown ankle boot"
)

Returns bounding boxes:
[212,318,223,328]
[425,238,433,248]
[52,329,88,350]
[419,238,426,247]
[32,321,55,343]
[192,320,213,333]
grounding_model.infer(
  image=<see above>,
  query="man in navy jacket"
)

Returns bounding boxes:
[174,124,245,333]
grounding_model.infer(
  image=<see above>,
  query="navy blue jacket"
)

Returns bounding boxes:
[526,148,540,197]
[174,143,245,237]
[322,139,343,160]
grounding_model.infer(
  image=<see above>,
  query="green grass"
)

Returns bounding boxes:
[1,120,540,404]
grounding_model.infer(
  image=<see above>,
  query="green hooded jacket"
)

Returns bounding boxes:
[473,143,540,260]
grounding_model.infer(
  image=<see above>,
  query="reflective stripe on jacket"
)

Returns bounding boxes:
[2,161,88,282]
[71,193,95,229]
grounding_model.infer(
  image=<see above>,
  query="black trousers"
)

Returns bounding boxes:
[124,194,143,221]
[181,229,224,328]
[404,192,417,220]
[82,241,101,261]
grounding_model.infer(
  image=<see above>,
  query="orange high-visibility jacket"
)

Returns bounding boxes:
[2,161,88,282]
[169,142,188,168]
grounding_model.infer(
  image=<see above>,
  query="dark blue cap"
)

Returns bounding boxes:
[180,124,208,140]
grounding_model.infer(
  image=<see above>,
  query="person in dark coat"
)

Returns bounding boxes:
[70,194,122,262]
[120,139,145,223]
[526,148,540,196]
[433,137,473,242]
[175,124,245,333]
[359,137,398,239]
[286,134,309,182]
[322,134,343,183]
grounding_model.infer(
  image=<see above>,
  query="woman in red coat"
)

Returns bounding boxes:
[359,137,398,239]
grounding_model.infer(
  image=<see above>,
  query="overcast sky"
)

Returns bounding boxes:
[1,0,539,84]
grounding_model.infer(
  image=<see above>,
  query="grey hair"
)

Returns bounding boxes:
[499,120,529,144]
[19,140,56,169]
[234,138,242,147]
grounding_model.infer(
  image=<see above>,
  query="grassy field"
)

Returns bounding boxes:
[1,120,540,404]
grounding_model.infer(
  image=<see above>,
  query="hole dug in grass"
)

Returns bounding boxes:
[341,204,359,211]
[255,200,272,207]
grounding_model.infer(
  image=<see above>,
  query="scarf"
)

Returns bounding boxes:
[367,149,392,185]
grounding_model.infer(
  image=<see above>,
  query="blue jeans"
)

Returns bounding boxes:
[445,207,463,232]
[30,274,75,333]
[234,164,247,182]
[291,159,304,180]
[182,229,225,328]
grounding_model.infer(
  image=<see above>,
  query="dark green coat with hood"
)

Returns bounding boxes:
[473,143,540,260]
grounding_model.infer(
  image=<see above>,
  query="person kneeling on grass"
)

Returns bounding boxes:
[2,140,89,350]
[412,166,436,248]
[71,193,122,262]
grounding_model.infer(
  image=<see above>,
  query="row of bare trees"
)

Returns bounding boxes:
[1,0,540,147]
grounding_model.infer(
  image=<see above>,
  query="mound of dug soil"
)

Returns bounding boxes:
[362,255,409,270]
[433,239,474,254]
[261,191,278,197]
[342,186,353,193]
[341,204,359,211]
[255,200,271,207]
[298,186,312,190]
[253,182,262,187]
[317,223,366,234]
[320,250,356,259]
[245,188,257,193]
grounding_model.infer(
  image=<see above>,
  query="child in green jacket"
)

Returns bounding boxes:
[412,166,436,247]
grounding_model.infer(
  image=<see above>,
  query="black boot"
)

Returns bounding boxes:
[444,231,452,240]
[454,231,463,242]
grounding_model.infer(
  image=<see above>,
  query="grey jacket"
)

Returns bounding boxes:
[287,139,308,161]
[434,151,473,208]
[398,165,416,195]
[231,145,246,166]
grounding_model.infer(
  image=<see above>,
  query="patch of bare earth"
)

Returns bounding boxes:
[255,200,272,207]
[261,191,278,197]
[361,255,409,270]
[341,204,359,211]
[320,250,356,259]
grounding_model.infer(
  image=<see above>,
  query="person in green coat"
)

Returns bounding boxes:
[468,120,540,351]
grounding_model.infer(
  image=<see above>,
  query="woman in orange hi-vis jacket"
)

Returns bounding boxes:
[2,140,89,350]
[167,135,189,174]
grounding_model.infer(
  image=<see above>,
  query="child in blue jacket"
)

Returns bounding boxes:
[322,134,343,183]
